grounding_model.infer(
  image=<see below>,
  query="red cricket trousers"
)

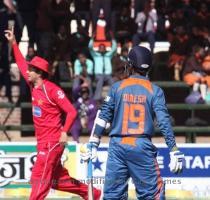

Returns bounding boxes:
[29,142,97,200]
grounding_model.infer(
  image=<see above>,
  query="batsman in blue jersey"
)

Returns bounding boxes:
[81,46,185,200]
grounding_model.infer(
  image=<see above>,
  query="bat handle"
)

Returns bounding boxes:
[87,144,94,200]
[87,144,93,179]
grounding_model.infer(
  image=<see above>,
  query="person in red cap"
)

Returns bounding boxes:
[4,28,101,200]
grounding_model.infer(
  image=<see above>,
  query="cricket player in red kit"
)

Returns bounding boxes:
[5,28,101,200]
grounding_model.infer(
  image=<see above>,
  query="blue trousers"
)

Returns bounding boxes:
[103,137,165,200]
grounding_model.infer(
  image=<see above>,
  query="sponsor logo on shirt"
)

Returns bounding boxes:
[57,90,65,99]
[32,106,42,117]
[38,99,43,105]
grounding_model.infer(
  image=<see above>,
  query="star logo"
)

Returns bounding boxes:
[38,99,43,105]
[92,158,103,171]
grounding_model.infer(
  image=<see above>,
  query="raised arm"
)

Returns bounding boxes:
[88,38,101,57]
[105,39,117,57]
[4,28,29,84]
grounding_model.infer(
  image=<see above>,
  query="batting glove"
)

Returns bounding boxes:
[88,135,100,160]
[80,143,92,162]
[169,150,185,174]
[80,135,100,162]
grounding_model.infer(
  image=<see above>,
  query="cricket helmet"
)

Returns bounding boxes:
[128,46,152,71]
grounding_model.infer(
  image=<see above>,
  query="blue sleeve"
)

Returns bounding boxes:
[99,85,116,121]
[152,87,176,151]
[93,85,116,137]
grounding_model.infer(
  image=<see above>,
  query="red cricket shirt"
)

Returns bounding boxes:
[12,43,77,143]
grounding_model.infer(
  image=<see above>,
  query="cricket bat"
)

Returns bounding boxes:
[87,144,94,200]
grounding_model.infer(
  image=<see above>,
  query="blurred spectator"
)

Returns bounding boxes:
[194,2,210,29]
[70,86,98,142]
[113,46,129,63]
[88,36,117,101]
[0,0,16,44]
[111,0,131,33]
[200,27,210,50]
[16,0,38,47]
[181,0,196,22]
[0,41,12,102]
[155,1,170,41]
[0,0,16,102]
[53,24,72,62]
[168,25,190,81]
[72,52,93,96]
[133,0,147,18]
[201,50,210,87]
[26,45,36,61]
[112,46,129,81]
[187,25,210,51]
[188,25,208,48]
[114,6,136,47]
[167,8,188,41]
[202,50,210,67]
[132,0,157,53]
[51,0,72,34]
[203,51,210,103]
[51,24,72,82]
[36,0,55,59]
[0,1,9,41]
[166,0,195,36]
[73,0,91,32]
[71,23,90,61]
[92,0,111,34]
[182,45,207,99]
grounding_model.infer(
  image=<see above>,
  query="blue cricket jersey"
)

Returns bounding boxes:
[95,75,176,151]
